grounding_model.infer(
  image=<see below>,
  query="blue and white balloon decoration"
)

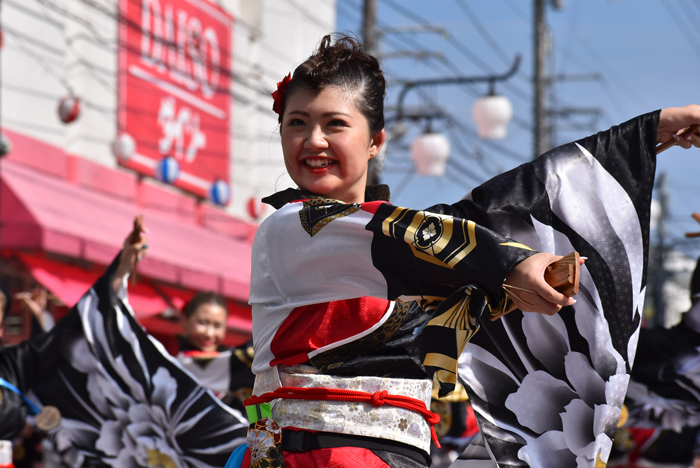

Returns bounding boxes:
[155,156,180,184]
[209,179,231,206]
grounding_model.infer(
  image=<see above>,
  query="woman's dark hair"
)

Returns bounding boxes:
[281,34,386,135]
[183,291,228,319]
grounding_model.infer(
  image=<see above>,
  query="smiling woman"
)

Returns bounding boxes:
[237,31,700,468]
[240,34,585,468]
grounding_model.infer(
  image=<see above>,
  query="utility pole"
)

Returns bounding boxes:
[363,0,380,184]
[652,172,669,327]
[533,0,548,159]
[363,0,378,56]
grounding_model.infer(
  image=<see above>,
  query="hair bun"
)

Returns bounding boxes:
[280,33,386,134]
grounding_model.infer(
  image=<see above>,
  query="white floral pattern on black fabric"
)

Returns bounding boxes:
[25,264,248,468]
[454,113,657,467]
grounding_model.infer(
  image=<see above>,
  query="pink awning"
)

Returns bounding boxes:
[1,160,251,301]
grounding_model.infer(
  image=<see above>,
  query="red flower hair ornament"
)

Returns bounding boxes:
[271,73,292,123]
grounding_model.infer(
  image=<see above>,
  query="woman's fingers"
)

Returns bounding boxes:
[658,105,700,144]
[505,252,582,315]
[685,131,700,148]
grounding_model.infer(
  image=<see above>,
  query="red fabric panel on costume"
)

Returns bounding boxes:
[284,447,390,468]
[241,448,251,466]
[360,201,385,214]
[269,297,391,367]
[464,404,479,438]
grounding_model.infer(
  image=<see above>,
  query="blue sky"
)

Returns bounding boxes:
[336,0,700,257]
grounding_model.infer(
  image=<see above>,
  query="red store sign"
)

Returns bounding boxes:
[118,0,233,199]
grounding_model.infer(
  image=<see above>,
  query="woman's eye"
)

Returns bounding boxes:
[288,119,305,126]
[328,119,347,127]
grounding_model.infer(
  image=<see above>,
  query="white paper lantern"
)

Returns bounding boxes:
[112,133,136,163]
[155,156,180,184]
[209,179,231,206]
[57,95,81,124]
[411,132,451,177]
[471,94,513,140]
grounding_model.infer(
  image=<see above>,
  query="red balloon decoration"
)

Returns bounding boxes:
[247,196,266,220]
[58,95,81,124]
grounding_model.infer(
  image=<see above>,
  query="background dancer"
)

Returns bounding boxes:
[175,291,256,413]
[0,225,249,467]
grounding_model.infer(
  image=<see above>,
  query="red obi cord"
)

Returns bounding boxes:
[245,386,442,448]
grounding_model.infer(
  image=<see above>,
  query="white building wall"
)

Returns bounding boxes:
[1,0,336,222]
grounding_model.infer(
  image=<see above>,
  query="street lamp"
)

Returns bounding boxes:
[382,56,520,180]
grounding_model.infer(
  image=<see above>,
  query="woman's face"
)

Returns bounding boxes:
[281,85,385,204]
[181,303,227,352]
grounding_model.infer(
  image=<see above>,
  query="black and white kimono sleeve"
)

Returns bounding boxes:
[0,254,249,468]
[450,111,658,468]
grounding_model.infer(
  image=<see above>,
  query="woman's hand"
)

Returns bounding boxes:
[112,227,147,293]
[504,253,583,315]
[658,105,700,149]
[15,287,48,326]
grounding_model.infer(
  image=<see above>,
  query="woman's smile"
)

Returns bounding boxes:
[303,157,337,168]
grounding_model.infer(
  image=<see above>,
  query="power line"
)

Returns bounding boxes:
[558,0,583,75]
[29,0,284,98]
[379,0,533,105]
[498,0,529,22]
[446,114,528,163]
[452,0,512,66]
[19,0,283,130]
[286,0,334,30]
[660,0,700,61]
[575,39,652,111]
[681,0,700,40]
[4,0,63,28]
[344,0,500,107]
[447,127,505,179]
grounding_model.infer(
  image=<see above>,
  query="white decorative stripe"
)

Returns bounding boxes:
[184,0,233,25]
[129,65,227,119]
[307,301,394,359]
[178,171,212,190]
[253,365,433,453]
[131,152,158,168]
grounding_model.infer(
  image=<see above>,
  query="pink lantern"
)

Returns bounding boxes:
[58,95,81,124]
[247,197,266,220]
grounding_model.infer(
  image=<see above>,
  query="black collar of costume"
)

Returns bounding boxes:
[262,185,391,210]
